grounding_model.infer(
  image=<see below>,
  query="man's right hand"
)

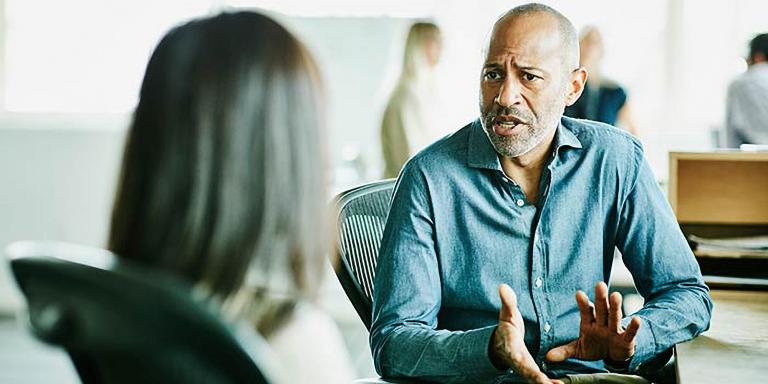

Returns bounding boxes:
[491,284,562,384]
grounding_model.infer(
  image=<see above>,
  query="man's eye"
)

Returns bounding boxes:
[522,72,539,82]
[484,71,502,81]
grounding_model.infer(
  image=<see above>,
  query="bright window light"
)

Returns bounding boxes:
[4,0,210,113]
[219,0,437,17]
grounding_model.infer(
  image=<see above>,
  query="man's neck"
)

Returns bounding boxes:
[498,125,557,203]
[500,125,557,173]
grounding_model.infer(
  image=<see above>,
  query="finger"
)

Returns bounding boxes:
[499,284,518,322]
[545,340,578,362]
[594,282,609,326]
[508,349,550,384]
[529,373,556,384]
[609,292,623,332]
[575,290,595,325]
[519,364,552,384]
[527,372,554,384]
[623,316,642,343]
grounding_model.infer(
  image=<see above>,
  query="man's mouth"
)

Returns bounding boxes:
[492,116,528,136]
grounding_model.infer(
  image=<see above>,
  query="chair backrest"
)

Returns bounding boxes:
[332,179,396,330]
[6,241,277,384]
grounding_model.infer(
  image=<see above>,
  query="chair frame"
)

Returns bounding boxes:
[6,241,274,384]
[332,179,396,330]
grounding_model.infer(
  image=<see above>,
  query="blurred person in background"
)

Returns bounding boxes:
[565,26,639,136]
[725,32,768,147]
[108,11,354,383]
[381,22,443,178]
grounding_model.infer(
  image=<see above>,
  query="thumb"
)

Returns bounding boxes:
[498,284,517,322]
[546,340,578,362]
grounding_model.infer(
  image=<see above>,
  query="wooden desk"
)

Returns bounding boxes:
[675,290,768,383]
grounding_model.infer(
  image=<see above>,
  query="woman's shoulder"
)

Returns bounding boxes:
[272,302,344,340]
[597,79,627,97]
[268,302,356,383]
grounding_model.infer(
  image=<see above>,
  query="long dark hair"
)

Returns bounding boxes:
[109,11,328,330]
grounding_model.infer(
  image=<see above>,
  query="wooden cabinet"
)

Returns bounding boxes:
[668,151,768,286]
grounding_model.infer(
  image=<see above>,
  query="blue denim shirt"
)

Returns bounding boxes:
[370,117,712,383]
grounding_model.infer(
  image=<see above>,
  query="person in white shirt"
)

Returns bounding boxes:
[725,33,768,147]
[381,22,444,178]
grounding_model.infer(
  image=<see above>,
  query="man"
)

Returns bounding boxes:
[725,33,768,147]
[370,4,712,384]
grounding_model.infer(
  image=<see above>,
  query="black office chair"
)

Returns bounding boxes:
[332,179,396,330]
[7,241,279,384]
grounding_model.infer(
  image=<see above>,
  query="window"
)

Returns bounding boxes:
[3,0,210,113]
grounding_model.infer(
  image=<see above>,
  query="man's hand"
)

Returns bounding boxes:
[492,284,563,384]
[545,282,641,363]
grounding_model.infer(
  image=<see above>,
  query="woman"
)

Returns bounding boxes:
[108,11,354,383]
[381,22,443,178]
[565,26,639,136]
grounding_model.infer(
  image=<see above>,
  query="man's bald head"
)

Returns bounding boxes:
[488,3,579,70]
[478,3,587,160]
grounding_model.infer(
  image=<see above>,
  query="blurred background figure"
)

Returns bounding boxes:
[565,26,639,136]
[725,33,768,147]
[380,22,443,178]
[107,11,354,383]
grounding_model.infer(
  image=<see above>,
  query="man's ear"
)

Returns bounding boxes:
[565,67,588,107]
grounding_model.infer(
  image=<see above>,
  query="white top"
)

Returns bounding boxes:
[380,79,443,178]
[726,62,768,147]
[268,303,356,383]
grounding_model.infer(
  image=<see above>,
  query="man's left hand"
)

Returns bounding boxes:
[545,282,641,363]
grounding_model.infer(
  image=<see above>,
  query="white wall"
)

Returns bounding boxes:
[0,114,127,311]
[280,16,414,186]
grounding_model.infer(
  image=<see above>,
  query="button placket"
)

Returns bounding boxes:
[531,233,550,356]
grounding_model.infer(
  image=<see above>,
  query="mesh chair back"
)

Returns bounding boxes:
[7,241,275,384]
[333,179,396,330]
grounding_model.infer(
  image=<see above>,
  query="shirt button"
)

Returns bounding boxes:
[543,322,551,333]
[516,199,524,207]
[534,277,543,288]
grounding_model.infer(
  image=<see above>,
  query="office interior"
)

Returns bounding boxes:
[0,0,766,383]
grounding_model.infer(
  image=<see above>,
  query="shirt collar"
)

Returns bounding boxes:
[467,117,583,170]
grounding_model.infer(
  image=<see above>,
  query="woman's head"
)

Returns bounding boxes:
[578,26,604,71]
[109,12,327,306]
[749,33,768,65]
[401,22,442,80]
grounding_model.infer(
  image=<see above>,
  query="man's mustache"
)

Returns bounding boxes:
[485,106,533,124]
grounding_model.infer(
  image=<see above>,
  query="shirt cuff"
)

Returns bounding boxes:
[464,325,508,377]
[621,315,656,373]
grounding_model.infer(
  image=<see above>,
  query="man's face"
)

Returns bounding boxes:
[479,14,576,158]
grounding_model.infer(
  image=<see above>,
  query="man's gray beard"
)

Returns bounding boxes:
[482,118,546,158]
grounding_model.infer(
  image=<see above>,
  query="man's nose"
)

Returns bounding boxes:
[495,77,523,108]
